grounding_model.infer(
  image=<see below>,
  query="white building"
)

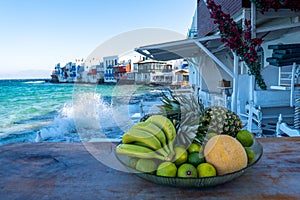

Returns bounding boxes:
[103,55,118,83]
[133,60,173,85]
[135,2,300,136]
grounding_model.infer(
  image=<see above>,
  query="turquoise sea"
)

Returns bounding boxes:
[0,79,166,146]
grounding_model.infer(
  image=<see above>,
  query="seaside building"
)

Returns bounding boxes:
[82,58,104,84]
[50,60,84,83]
[83,62,104,84]
[49,52,188,86]
[113,60,132,83]
[86,65,98,84]
[135,1,300,135]
[133,60,173,85]
[103,55,118,83]
[76,61,85,82]
[96,63,105,83]
[50,64,61,83]
[173,68,189,86]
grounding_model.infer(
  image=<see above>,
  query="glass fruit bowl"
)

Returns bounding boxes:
[115,138,263,188]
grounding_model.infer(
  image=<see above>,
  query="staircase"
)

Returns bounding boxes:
[268,43,300,135]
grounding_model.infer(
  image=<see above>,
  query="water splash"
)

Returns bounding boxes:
[36,92,122,142]
[36,103,77,142]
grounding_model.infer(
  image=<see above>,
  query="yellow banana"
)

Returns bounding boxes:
[146,115,176,153]
[122,129,168,157]
[131,121,169,153]
[116,144,165,160]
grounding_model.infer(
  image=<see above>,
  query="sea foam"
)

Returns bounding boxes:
[36,92,138,142]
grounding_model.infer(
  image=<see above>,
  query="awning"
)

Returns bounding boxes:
[135,35,221,61]
[135,39,201,61]
[135,35,234,78]
[134,35,239,112]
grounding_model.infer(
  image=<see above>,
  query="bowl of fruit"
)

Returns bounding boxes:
[115,94,263,188]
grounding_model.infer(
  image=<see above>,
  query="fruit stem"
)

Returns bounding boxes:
[164,152,174,162]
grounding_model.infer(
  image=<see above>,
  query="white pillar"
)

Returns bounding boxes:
[231,54,239,112]
[247,2,257,132]
[249,1,256,103]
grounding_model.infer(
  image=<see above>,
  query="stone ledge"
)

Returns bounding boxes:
[0,138,299,199]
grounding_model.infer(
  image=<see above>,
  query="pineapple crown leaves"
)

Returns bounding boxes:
[158,91,181,117]
[159,90,205,146]
[158,91,243,145]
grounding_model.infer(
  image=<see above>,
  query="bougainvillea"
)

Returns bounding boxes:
[250,0,300,13]
[205,0,267,89]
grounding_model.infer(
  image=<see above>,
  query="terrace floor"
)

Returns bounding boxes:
[0,137,299,199]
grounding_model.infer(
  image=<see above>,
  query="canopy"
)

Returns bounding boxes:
[135,35,223,61]
[135,35,234,78]
[134,35,239,112]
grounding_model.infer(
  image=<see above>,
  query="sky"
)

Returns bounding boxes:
[0,0,197,74]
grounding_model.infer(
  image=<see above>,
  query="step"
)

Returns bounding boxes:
[270,85,291,90]
[280,78,292,81]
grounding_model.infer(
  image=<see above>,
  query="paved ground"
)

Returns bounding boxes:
[0,138,299,199]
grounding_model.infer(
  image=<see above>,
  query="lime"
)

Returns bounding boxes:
[206,132,218,140]
[174,146,188,166]
[188,143,202,154]
[135,159,157,173]
[188,152,205,167]
[177,163,197,178]
[197,163,217,178]
[156,162,177,177]
[128,157,138,168]
[244,147,255,163]
[236,130,254,147]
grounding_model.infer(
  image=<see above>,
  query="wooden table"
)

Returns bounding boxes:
[0,137,299,200]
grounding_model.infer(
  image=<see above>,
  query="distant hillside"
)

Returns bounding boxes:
[0,70,51,80]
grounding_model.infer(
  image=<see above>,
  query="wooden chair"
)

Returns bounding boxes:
[276,114,300,137]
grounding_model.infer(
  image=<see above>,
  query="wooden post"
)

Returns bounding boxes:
[231,54,239,112]
[250,2,257,103]
[246,2,257,132]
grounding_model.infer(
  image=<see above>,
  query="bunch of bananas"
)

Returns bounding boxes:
[116,115,176,161]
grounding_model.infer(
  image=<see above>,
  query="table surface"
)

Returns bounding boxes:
[0,137,299,200]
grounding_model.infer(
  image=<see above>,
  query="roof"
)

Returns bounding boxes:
[134,35,234,78]
[135,35,221,61]
[134,59,168,64]
[175,69,189,75]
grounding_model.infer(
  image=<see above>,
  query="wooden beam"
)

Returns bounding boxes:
[257,22,300,33]
[251,2,257,38]
[257,9,300,19]
[194,41,234,78]
[195,35,220,42]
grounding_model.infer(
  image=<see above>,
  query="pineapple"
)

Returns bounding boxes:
[198,106,242,139]
[157,90,242,146]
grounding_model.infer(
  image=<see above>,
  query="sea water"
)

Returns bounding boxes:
[0,79,167,146]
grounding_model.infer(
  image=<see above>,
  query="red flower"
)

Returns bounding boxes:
[206,0,267,90]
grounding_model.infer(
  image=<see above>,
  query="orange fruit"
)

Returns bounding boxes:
[204,135,247,175]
